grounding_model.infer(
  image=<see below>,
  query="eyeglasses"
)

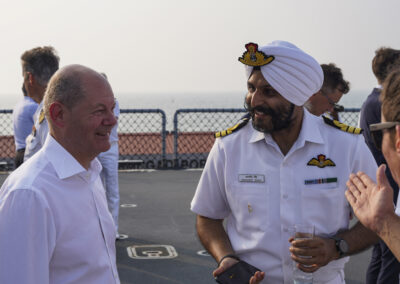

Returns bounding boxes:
[370,122,400,151]
[321,92,344,112]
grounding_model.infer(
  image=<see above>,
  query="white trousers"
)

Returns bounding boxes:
[98,141,119,232]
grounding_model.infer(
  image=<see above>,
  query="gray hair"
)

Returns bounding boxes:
[43,70,86,119]
[21,46,60,86]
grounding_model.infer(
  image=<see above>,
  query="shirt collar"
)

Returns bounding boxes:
[43,135,102,180]
[24,96,36,104]
[248,108,324,146]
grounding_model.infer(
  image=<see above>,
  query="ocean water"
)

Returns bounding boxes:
[1,90,369,111]
[117,89,367,119]
[1,90,369,132]
[117,90,368,110]
[119,90,367,127]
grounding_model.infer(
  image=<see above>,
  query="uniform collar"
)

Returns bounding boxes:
[296,109,324,146]
[43,135,102,180]
[248,108,324,146]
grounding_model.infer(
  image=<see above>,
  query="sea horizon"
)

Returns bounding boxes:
[0,89,371,111]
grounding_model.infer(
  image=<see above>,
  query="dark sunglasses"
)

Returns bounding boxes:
[370,122,400,151]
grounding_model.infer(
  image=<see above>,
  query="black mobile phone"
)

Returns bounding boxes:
[215,260,260,284]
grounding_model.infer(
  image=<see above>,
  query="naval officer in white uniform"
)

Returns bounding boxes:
[191,41,378,284]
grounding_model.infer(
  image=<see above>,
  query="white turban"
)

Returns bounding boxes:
[242,41,323,106]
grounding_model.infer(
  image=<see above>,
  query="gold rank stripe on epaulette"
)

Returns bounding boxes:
[322,116,363,134]
[215,115,250,138]
[38,109,45,124]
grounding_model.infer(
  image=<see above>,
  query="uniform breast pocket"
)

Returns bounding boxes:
[229,184,270,232]
[301,186,342,234]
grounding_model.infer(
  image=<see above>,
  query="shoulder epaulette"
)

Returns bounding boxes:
[322,116,363,134]
[38,109,45,124]
[215,114,250,138]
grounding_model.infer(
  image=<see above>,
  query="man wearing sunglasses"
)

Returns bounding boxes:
[305,63,348,118]
[347,68,400,263]
[358,47,400,284]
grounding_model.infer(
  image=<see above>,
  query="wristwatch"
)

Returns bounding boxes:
[330,236,349,257]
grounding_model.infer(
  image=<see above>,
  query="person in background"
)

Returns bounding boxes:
[21,46,59,162]
[12,84,38,168]
[305,63,349,118]
[191,40,378,283]
[358,47,400,284]
[98,73,121,238]
[346,68,400,263]
[0,64,120,283]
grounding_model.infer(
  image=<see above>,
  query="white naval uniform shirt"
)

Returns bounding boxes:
[24,101,49,162]
[0,135,120,284]
[191,110,377,284]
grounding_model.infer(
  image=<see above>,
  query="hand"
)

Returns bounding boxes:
[345,165,395,234]
[213,257,265,283]
[213,256,239,278]
[289,236,337,273]
[249,270,265,284]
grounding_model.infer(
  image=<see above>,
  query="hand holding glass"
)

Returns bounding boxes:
[292,224,314,284]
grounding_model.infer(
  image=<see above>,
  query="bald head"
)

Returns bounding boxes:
[44,64,110,119]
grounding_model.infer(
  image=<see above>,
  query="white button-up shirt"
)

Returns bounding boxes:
[24,101,49,162]
[0,135,120,284]
[109,99,120,143]
[191,110,377,284]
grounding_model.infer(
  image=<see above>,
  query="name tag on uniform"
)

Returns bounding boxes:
[238,174,265,183]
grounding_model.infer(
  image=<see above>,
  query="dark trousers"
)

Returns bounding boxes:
[366,240,400,284]
[14,148,25,169]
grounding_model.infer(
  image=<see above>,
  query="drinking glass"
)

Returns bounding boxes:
[292,224,314,284]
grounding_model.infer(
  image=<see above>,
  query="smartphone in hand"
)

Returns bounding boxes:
[215,260,260,284]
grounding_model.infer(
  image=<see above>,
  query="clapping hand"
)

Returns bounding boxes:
[345,165,395,234]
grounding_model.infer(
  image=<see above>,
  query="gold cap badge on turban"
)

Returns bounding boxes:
[238,42,274,67]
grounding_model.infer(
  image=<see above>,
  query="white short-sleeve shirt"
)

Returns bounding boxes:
[12,96,38,150]
[191,109,377,284]
[0,135,120,284]
[24,101,49,161]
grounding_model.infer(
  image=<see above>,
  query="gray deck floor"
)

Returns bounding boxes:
[0,170,371,283]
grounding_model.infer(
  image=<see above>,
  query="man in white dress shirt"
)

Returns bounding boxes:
[191,41,379,283]
[0,64,120,284]
[98,99,121,236]
[21,46,60,162]
[97,73,121,237]
[12,84,38,168]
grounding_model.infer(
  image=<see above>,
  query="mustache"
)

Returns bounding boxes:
[244,102,276,116]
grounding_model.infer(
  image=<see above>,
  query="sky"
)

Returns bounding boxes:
[1,0,400,108]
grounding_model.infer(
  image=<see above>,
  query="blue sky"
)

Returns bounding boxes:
[1,0,400,107]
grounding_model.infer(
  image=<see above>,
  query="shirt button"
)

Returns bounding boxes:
[282,194,288,199]
[283,228,288,232]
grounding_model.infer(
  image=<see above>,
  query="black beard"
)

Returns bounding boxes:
[244,99,295,133]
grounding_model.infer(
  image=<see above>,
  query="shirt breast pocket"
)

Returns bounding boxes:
[301,186,342,234]
[229,184,270,232]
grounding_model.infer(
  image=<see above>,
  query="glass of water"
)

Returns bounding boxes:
[292,224,314,284]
